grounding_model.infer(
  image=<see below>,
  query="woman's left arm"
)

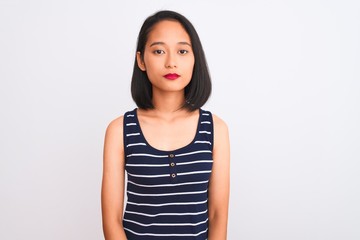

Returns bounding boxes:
[208,114,230,240]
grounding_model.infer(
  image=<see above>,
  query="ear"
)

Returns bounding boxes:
[136,52,146,71]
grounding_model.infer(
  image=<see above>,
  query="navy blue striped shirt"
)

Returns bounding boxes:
[122,108,213,240]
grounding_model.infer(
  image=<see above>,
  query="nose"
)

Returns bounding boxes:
[165,52,177,69]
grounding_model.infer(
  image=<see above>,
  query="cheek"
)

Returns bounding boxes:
[188,55,195,69]
[187,59,195,75]
[143,58,159,73]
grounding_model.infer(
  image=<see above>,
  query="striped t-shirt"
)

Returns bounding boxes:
[122,108,213,240]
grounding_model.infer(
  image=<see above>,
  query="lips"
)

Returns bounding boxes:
[163,73,180,80]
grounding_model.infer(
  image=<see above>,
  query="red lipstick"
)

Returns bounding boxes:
[163,73,180,80]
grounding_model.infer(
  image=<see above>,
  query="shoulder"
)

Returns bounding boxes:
[106,115,124,135]
[104,115,124,148]
[210,113,230,151]
[105,108,136,135]
[211,113,229,136]
[212,113,228,129]
[104,109,137,142]
[200,109,229,136]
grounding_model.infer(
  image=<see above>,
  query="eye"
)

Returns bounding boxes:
[153,50,165,55]
[178,49,189,55]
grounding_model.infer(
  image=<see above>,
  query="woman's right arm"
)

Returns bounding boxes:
[101,116,127,240]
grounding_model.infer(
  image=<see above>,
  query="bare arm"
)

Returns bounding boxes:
[101,116,127,240]
[208,114,230,240]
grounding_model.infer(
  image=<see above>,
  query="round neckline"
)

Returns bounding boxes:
[133,108,202,154]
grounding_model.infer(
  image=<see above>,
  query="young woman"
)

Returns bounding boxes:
[101,10,230,240]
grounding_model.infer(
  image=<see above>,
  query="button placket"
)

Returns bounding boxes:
[168,153,177,181]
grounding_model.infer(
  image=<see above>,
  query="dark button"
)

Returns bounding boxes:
[169,153,175,158]
[170,162,175,167]
[171,173,176,178]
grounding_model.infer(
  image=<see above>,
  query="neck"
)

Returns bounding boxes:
[151,90,186,114]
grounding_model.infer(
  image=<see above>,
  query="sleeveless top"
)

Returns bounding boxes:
[122,108,214,240]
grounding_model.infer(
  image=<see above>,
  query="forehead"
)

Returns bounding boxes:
[147,20,191,44]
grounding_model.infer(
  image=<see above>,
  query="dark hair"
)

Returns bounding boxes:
[131,10,212,111]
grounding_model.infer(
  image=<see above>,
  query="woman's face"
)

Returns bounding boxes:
[137,20,195,95]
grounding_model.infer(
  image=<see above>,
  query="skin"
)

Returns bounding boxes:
[101,20,230,240]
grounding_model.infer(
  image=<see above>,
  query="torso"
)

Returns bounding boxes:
[122,108,214,240]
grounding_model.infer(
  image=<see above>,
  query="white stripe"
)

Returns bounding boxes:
[128,189,207,197]
[128,180,208,188]
[194,140,212,145]
[127,199,207,207]
[126,153,168,158]
[126,123,137,126]
[199,131,211,134]
[126,114,135,117]
[126,133,140,137]
[175,150,212,157]
[126,143,146,147]
[127,172,169,178]
[123,218,208,227]
[177,160,213,166]
[177,170,212,176]
[202,113,210,116]
[125,209,207,217]
[126,163,169,167]
[201,121,211,124]
[124,227,208,237]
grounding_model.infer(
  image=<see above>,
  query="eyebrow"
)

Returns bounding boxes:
[149,41,192,47]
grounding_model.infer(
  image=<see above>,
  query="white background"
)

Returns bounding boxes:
[1,0,359,239]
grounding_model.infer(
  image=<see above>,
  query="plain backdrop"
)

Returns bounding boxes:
[1,0,360,239]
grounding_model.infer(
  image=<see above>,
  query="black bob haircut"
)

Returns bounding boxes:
[131,10,212,111]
